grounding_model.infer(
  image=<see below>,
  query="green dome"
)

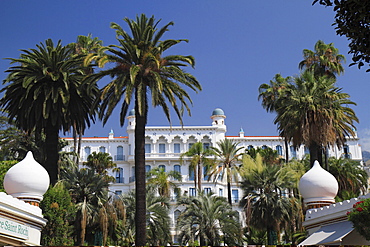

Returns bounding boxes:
[212,108,224,116]
[128,109,135,116]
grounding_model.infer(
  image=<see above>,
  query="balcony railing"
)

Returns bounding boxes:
[115,155,125,161]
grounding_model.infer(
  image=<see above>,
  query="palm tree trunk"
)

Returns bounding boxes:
[227,166,232,205]
[309,142,322,167]
[197,162,202,191]
[73,124,77,162]
[284,138,289,163]
[135,103,147,246]
[77,132,82,164]
[44,123,59,184]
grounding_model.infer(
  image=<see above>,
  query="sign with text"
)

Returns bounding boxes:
[0,216,29,239]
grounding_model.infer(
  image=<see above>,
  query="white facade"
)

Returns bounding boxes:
[63,108,363,242]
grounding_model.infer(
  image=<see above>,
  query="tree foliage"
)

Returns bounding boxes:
[177,191,242,246]
[313,0,370,71]
[85,14,201,245]
[40,183,75,246]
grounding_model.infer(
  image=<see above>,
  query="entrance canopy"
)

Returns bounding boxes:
[299,221,353,245]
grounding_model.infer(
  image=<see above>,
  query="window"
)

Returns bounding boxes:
[145,165,151,173]
[232,189,239,203]
[203,143,210,150]
[290,146,297,158]
[159,165,166,172]
[218,165,223,181]
[159,143,166,153]
[204,187,211,194]
[174,165,181,173]
[219,188,223,197]
[304,147,309,155]
[247,145,254,150]
[129,144,132,155]
[203,166,209,181]
[115,190,122,196]
[276,145,282,156]
[130,166,135,182]
[116,168,124,183]
[262,145,268,150]
[189,167,194,181]
[189,188,196,196]
[99,146,106,153]
[70,147,75,152]
[188,143,194,150]
[145,144,151,153]
[116,146,124,161]
[174,210,181,226]
[174,143,181,153]
[344,145,350,158]
[84,147,91,161]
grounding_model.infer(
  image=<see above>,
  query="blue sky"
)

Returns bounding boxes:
[2,1,370,150]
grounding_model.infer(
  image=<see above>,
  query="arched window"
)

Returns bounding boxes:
[159,143,166,154]
[84,147,91,161]
[174,143,181,153]
[174,210,181,226]
[343,145,350,158]
[159,165,166,172]
[174,165,181,173]
[276,145,282,156]
[189,167,194,181]
[261,145,268,150]
[145,165,151,173]
[99,146,106,153]
[247,145,254,150]
[116,168,124,183]
[116,146,124,161]
[203,166,209,180]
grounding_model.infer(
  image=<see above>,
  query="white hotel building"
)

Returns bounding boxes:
[63,108,362,240]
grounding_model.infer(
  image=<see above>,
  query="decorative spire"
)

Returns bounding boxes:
[299,160,338,210]
[4,151,50,206]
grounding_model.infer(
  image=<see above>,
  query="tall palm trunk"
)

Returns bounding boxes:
[44,123,59,184]
[309,142,322,167]
[284,139,289,163]
[135,96,147,246]
[227,168,232,205]
[197,161,202,191]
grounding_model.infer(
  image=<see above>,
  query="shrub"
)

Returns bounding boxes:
[347,198,370,240]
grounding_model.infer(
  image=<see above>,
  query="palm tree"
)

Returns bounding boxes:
[328,157,368,200]
[120,187,171,245]
[277,71,358,166]
[259,71,358,166]
[245,146,283,165]
[69,34,102,162]
[146,167,182,198]
[1,39,99,184]
[240,159,293,245]
[258,74,291,162]
[176,191,242,246]
[299,40,345,78]
[85,14,201,245]
[180,142,213,191]
[83,151,118,183]
[210,138,244,205]
[60,166,109,245]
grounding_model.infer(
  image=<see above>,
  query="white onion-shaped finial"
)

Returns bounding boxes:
[4,151,50,203]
